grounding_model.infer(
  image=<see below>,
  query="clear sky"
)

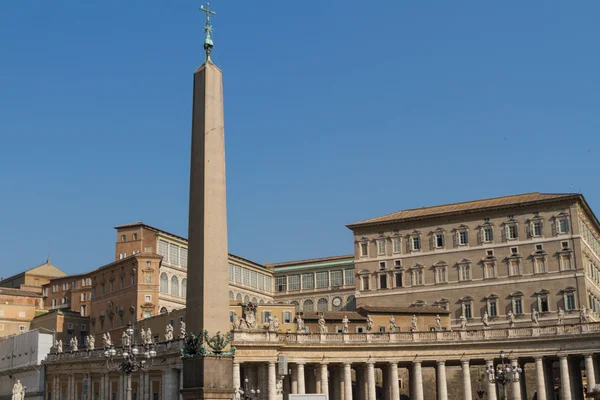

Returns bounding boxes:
[1,1,599,277]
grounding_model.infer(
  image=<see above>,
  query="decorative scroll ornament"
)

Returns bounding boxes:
[180,330,236,358]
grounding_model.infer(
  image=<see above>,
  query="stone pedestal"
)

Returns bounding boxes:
[181,357,234,400]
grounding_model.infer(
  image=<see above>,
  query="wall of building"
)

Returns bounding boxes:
[0,290,41,337]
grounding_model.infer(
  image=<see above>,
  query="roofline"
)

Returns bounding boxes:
[267,254,354,268]
[114,222,188,243]
[346,193,584,230]
[0,262,67,284]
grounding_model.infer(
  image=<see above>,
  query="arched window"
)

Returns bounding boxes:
[290,301,300,312]
[236,293,242,301]
[259,299,265,304]
[171,276,179,297]
[181,279,187,298]
[252,297,258,304]
[303,299,314,312]
[160,307,168,314]
[346,295,356,311]
[229,291,234,300]
[160,273,168,293]
[317,298,328,312]
[244,295,250,304]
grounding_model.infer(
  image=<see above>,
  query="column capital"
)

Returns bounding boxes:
[437,360,446,366]
[460,359,470,366]
[295,361,306,365]
[320,361,329,366]
[584,353,595,359]
[534,356,544,362]
[412,360,422,366]
[268,361,276,366]
[343,362,352,367]
[233,360,241,365]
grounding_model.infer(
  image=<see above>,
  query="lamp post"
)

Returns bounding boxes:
[238,376,261,400]
[485,350,522,400]
[104,323,157,400]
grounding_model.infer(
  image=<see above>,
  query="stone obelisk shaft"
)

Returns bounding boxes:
[182,60,233,399]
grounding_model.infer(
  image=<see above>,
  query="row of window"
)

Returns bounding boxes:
[158,240,188,267]
[361,246,574,290]
[120,233,139,242]
[0,310,27,318]
[581,222,600,260]
[291,295,356,312]
[91,266,152,299]
[589,293,600,315]
[360,214,571,257]
[228,263,273,293]
[0,324,26,332]
[274,269,355,293]
[48,278,92,295]
[228,291,270,305]
[159,273,188,298]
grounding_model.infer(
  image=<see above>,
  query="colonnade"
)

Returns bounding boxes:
[234,352,599,400]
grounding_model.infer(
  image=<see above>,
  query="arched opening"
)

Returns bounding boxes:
[303,299,314,312]
[236,293,243,301]
[171,276,179,297]
[160,307,168,314]
[229,291,234,300]
[181,278,187,298]
[160,273,168,293]
[290,301,300,312]
[317,298,328,312]
[244,295,250,304]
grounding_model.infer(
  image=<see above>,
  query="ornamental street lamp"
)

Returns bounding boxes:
[104,323,157,400]
[485,350,522,400]
[238,377,261,400]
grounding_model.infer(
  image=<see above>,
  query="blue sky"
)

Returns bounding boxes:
[1,1,599,277]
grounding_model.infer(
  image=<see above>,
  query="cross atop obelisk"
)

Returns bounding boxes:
[200,2,216,59]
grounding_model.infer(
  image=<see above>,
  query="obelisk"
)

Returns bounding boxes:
[181,4,234,399]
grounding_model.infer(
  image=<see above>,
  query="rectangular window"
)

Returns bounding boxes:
[380,274,387,289]
[19,326,25,332]
[121,234,126,242]
[459,265,471,281]
[507,225,518,240]
[533,221,542,236]
[535,244,543,251]
[464,303,472,319]
[144,311,151,319]
[265,277,272,292]
[392,237,402,253]
[145,295,151,302]
[413,270,423,286]
[379,261,386,270]
[539,296,549,312]
[301,273,314,290]
[258,274,265,290]
[559,219,569,234]
[119,252,126,260]
[411,236,421,251]
[458,231,468,245]
[158,240,168,259]
[485,263,496,278]
[489,301,497,317]
[562,241,569,249]
[234,265,242,283]
[379,326,386,333]
[242,268,251,285]
[395,272,403,287]
[316,272,329,288]
[262,311,272,324]
[80,305,87,316]
[436,267,447,283]
[18,311,25,318]
[228,264,234,281]
[275,276,287,292]
[283,311,292,324]
[330,270,343,287]
[435,233,444,248]
[287,275,300,291]
[377,240,386,256]
[511,247,518,254]
[250,271,258,288]
[169,244,180,265]
[132,233,138,240]
[360,243,368,257]
[566,294,576,311]
[536,258,547,273]
[362,276,370,290]
[344,269,355,285]
[510,260,521,276]
[514,299,523,315]
[561,255,572,271]
[483,227,493,242]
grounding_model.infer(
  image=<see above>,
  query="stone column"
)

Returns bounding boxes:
[559,356,572,400]
[534,357,547,400]
[586,354,597,392]
[412,361,424,400]
[320,363,329,395]
[344,363,353,400]
[510,360,522,400]
[298,363,306,394]
[390,362,400,400]
[291,364,298,394]
[233,362,241,394]
[461,360,472,400]
[437,361,448,400]
[315,367,322,394]
[367,362,376,400]
[485,360,498,400]
[268,362,277,400]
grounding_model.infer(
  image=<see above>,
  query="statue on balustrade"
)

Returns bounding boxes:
[165,323,174,341]
[557,307,565,325]
[55,339,63,354]
[434,315,442,331]
[531,309,539,326]
[102,332,112,348]
[410,315,418,332]
[141,328,154,345]
[366,315,373,332]
[318,314,327,333]
[296,315,304,332]
[70,336,78,352]
[268,315,280,332]
[12,380,24,400]
[86,334,95,351]
[507,310,515,328]
[389,315,397,332]
[238,302,258,330]
[180,321,186,338]
[481,311,490,328]
[231,312,240,330]
[122,330,131,347]
[459,315,467,331]
[580,306,589,324]
[342,315,349,333]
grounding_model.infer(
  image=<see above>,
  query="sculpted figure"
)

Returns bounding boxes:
[410,315,418,332]
[318,314,327,333]
[268,316,280,332]
[232,312,239,330]
[557,307,565,325]
[238,303,258,330]
[531,309,539,326]
[70,336,78,352]
[165,323,174,341]
[12,380,24,400]
[435,314,442,331]
[481,311,490,328]
[296,315,304,332]
[459,315,467,331]
[121,331,131,347]
[56,339,63,354]
[180,321,186,338]
[87,335,95,351]
[103,332,112,348]
[145,328,153,344]
[389,315,397,332]
[366,315,373,332]
[507,310,515,328]
[581,306,589,323]
[342,315,349,333]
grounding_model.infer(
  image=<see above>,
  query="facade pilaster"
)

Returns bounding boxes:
[320,363,329,395]
[461,360,472,400]
[485,360,498,400]
[586,355,597,392]
[233,362,241,394]
[510,360,522,400]
[268,361,277,400]
[390,363,400,400]
[344,363,353,400]
[559,356,572,400]
[297,362,306,394]
[437,361,448,400]
[412,361,424,400]
[367,362,376,400]
[534,357,547,400]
